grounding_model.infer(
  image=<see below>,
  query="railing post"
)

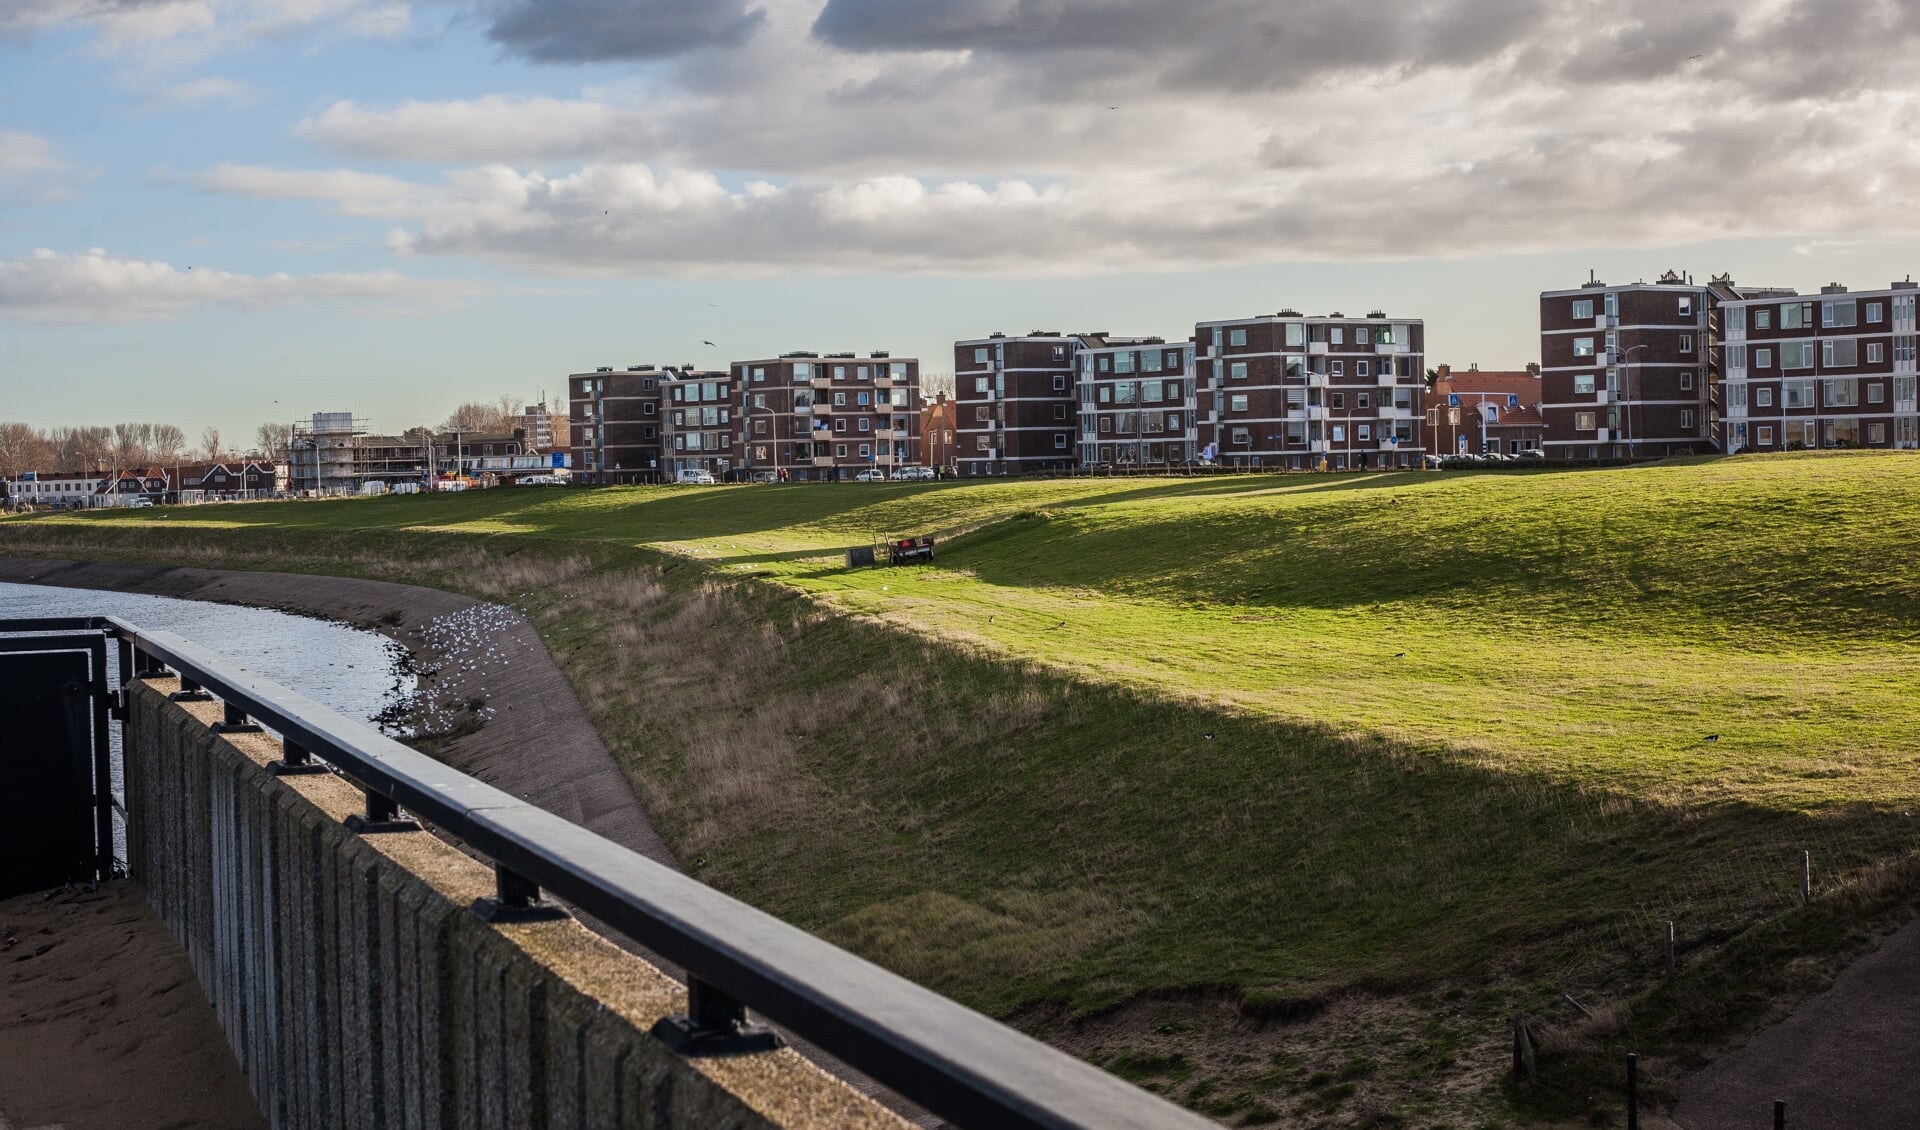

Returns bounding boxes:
[1775,1099,1786,1130]
[168,674,213,703]
[209,700,263,735]
[471,862,570,924]
[268,737,329,777]
[652,976,783,1057]
[1626,1052,1638,1130]
[343,785,420,834]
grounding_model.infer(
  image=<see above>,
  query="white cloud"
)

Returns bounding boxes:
[0,247,474,323]
[0,0,410,64]
[148,74,255,107]
[0,130,66,176]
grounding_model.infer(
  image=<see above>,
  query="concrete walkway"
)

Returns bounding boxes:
[1672,914,1920,1129]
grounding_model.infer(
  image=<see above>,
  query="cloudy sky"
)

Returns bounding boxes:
[4,0,1918,442]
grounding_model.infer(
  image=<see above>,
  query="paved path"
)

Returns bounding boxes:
[1672,914,1920,1129]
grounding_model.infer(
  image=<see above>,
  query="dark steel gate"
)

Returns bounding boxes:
[0,618,117,899]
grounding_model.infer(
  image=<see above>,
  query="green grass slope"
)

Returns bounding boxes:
[9,452,1920,1125]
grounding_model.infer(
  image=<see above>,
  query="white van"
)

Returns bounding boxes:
[674,469,717,485]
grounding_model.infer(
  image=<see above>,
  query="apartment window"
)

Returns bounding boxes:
[1331,392,1345,409]
[1331,425,1346,442]
[1052,404,1068,419]
[1679,334,1694,353]
[1230,362,1249,380]
[974,347,989,364]
[858,418,871,432]
[1823,378,1858,407]
[892,362,908,379]
[1822,339,1858,368]
[975,377,990,393]
[1357,424,1371,441]
[1756,387,1773,407]
[1357,392,1371,409]
[834,366,847,381]
[1680,371,1694,391]
[1678,296,1693,316]
[835,444,848,458]
[1230,394,1249,413]
[1572,299,1594,320]
[1573,337,1596,358]
[1098,356,1111,372]
[1868,301,1884,324]
[1166,350,1182,370]
[642,402,657,416]
[1115,351,1134,374]
[1141,350,1162,372]
[858,444,872,458]
[1756,309,1772,330]
[974,405,990,422]
[1756,347,1773,369]
[794,363,811,379]
[1357,360,1370,377]
[1780,341,1814,369]
[1574,374,1596,394]
[1575,411,1598,430]
[1054,434,1069,450]
[1098,416,1112,433]
[1286,387,1306,408]
[1053,345,1067,359]
[1331,327,1345,345]
[1727,306,1746,334]
[833,391,846,406]
[1783,379,1814,408]
[1781,301,1813,329]
[1758,426,1774,445]
[1228,328,1248,347]
[1681,409,1696,430]
[833,418,847,433]
[1868,342,1884,364]
[1822,300,1857,328]
[1284,323,1305,347]
[857,392,871,405]
[1868,382,1885,404]
[1331,361,1344,376]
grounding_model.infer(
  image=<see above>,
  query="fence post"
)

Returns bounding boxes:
[1775,1098,1786,1129]
[1801,851,1811,907]
[1665,920,1676,980]
[1626,1052,1638,1130]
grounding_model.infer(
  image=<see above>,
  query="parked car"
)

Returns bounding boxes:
[855,468,889,482]
[517,474,567,486]
[128,496,154,508]
[674,469,717,485]
[892,465,936,481]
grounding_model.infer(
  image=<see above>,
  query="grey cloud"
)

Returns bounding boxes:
[483,0,765,63]
[812,0,1550,90]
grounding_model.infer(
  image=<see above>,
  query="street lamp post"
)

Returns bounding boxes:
[1619,344,1651,457]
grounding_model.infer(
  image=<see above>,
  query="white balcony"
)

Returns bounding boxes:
[1377,371,1398,386]
[1594,390,1611,405]
[1596,428,1611,443]
[1307,341,1330,355]
[1286,407,1310,421]
[1374,342,1407,355]
[1594,315,1608,330]
[1897,399,1919,414]
[1307,372,1330,387]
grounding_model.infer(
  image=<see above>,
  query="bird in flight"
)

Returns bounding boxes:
[703,340,716,347]
[1687,54,1704,60]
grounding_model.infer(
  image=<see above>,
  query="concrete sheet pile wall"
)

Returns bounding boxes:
[125,680,906,1130]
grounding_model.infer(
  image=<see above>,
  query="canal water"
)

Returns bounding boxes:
[0,581,410,724]
[2,581,416,867]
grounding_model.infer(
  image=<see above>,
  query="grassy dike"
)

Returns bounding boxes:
[6,453,1920,1127]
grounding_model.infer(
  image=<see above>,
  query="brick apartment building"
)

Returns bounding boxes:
[1195,310,1427,470]
[658,369,737,477]
[730,353,921,481]
[569,365,668,483]
[1719,280,1920,453]
[954,332,1083,475]
[1075,337,1210,466]
[1538,271,1724,460]
[1429,366,1545,457]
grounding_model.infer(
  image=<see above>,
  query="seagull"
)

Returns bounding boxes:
[1687,54,1704,60]
[1705,734,1719,742]
[703,340,716,347]
[1394,652,1406,658]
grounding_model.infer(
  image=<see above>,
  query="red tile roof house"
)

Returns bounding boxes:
[1429,367,1546,457]
[176,460,277,500]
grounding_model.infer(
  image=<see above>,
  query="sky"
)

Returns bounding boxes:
[4,0,1919,446]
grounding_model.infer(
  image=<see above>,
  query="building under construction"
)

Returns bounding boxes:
[288,413,431,494]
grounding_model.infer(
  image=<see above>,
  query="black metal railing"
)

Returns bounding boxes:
[45,614,1211,1130]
